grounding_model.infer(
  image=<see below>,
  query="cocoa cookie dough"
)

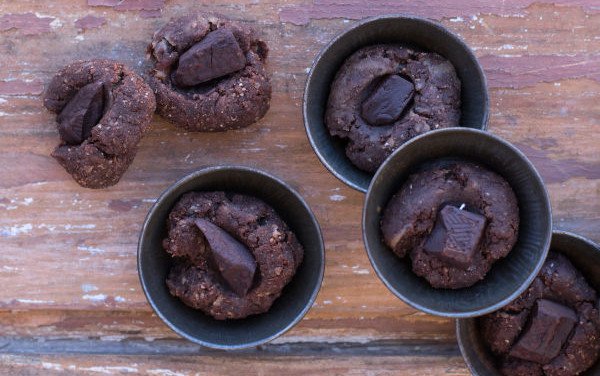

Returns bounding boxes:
[44,60,156,188]
[148,13,271,131]
[163,191,304,320]
[381,161,519,289]
[325,45,461,173]
[481,252,600,376]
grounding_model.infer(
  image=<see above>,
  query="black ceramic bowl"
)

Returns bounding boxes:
[363,128,551,317]
[303,14,489,192]
[457,231,600,375]
[138,166,325,349]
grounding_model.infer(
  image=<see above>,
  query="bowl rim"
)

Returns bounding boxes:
[137,165,326,349]
[303,13,490,193]
[455,230,600,375]
[362,127,552,317]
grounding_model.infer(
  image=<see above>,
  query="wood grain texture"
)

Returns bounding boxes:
[0,0,598,374]
[0,353,469,376]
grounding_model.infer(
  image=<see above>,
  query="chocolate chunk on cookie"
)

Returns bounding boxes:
[423,205,487,269]
[44,60,156,188]
[57,81,106,145]
[361,75,414,126]
[509,299,577,364]
[173,28,246,87]
[148,13,271,131]
[195,218,256,297]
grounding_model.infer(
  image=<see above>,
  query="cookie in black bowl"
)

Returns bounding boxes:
[363,128,551,317]
[457,231,600,376]
[138,166,324,349]
[163,191,304,320]
[380,160,519,289]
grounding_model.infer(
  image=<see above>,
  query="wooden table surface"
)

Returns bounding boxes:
[1,0,599,374]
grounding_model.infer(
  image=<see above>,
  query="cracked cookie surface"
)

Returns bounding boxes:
[380,161,519,289]
[481,252,600,376]
[164,191,304,320]
[325,45,461,173]
[44,59,156,188]
[148,13,271,131]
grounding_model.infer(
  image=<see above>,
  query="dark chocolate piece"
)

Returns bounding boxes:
[57,81,105,145]
[173,28,246,87]
[510,299,577,364]
[423,205,487,268]
[194,218,256,296]
[361,74,414,126]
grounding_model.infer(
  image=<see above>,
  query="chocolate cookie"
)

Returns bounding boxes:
[481,252,600,376]
[148,13,271,131]
[381,161,519,289]
[164,191,304,320]
[325,45,461,173]
[44,60,156,188]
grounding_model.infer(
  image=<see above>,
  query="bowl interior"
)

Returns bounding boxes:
[457,231,600,375]
[138,167,324,349]
[363,128,551,317]
[304,15,489,192]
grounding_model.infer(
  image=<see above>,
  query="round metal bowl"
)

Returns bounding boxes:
[304,14,489,192]
[138,166,325,349]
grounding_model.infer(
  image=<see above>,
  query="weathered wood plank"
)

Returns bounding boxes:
[278,0,600,26]
[0,309,455,343]
[0,353,469,376]
[0,337,459,356]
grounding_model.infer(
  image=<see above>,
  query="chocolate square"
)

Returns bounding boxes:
[423,205,486,268]
[173,28,246,87]
[361,75,414,126]
[510,299,577,364]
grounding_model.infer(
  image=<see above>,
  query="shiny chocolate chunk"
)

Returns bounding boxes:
[57,81,105,145]
[195,218,256,296]
[423,205,486,268]
[173,28,246,87]
[361,75,414,126]
[510,299,577,364]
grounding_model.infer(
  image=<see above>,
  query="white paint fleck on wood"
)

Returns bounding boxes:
[16,298,54,304]
[0,223,33,237]
[42,362,64,371]
[82,294,107,302]
[75,365,139,374]
[81,284,99,293]
[148,370,187,376]
[77,245,105,254]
